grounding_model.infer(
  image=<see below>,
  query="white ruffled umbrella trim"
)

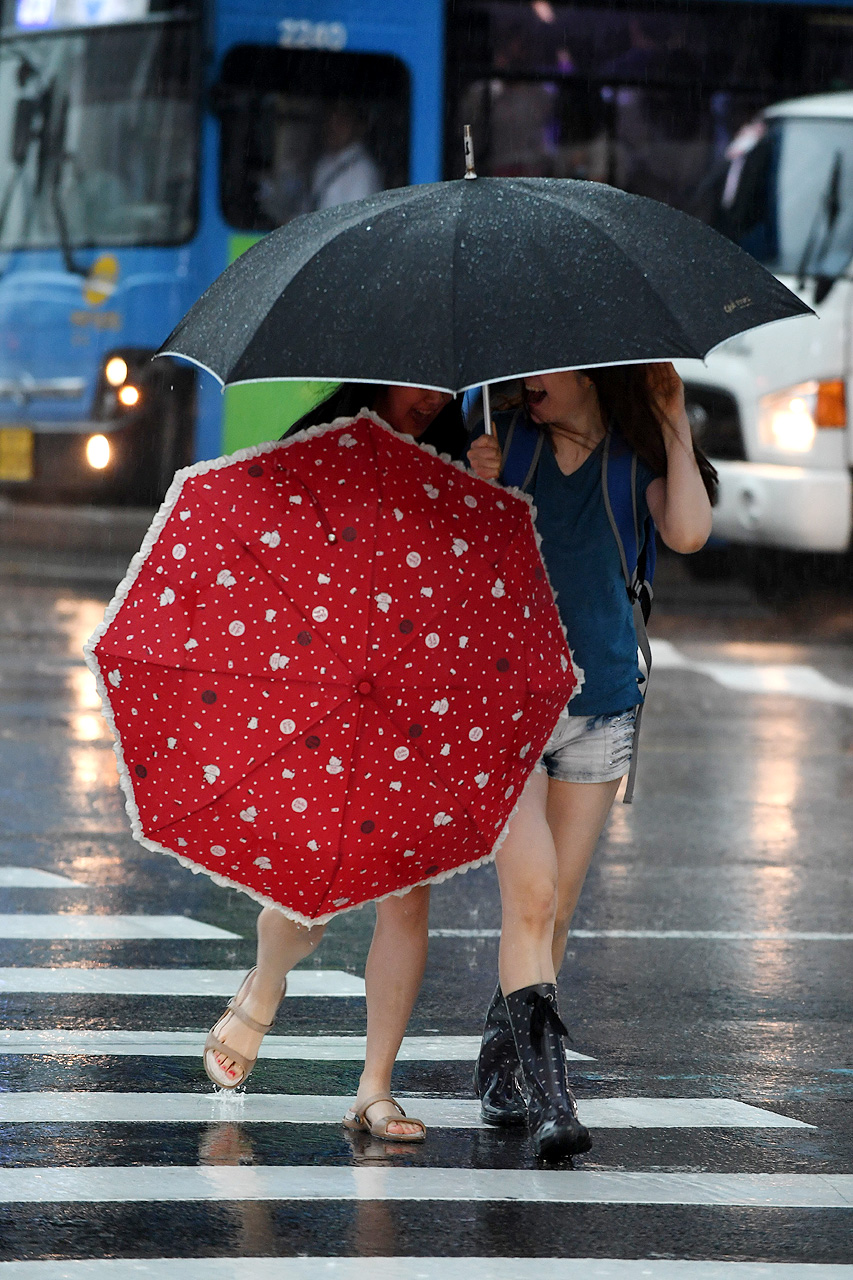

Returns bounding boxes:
[83,410,583,927]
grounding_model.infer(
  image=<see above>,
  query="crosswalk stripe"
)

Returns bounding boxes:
[0,869,86,888]
[651,639,853,708]
[0,1166,850,1207]
[0,969,365,997]
[0,1093,810,1129]
[430,929,853,942]
[0,915,238,939]
[0,1029,593,1061]
[1,1263,852,1280]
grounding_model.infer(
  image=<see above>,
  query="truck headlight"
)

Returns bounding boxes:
[758,379,846,453]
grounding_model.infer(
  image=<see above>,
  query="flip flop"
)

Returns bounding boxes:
[342,1092,427,1143]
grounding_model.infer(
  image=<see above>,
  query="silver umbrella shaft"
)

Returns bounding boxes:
[482,383,493,437]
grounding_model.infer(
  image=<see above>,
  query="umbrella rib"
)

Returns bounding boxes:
[188,486,355,675]
[149,688,356,837]
[227,186,440,384]
[368,695,493,852]
[512,179,707,360]
[95,649,351,688]
[311,424,391,914]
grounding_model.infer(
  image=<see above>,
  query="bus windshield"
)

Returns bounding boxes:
[715,115,853,279]
[0,19,197,251]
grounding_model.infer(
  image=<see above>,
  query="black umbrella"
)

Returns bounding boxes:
[159,175,811,394]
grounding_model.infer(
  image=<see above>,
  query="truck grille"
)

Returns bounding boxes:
[682,384,745,461]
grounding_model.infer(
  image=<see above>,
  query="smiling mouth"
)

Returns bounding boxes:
[526,388,547,412]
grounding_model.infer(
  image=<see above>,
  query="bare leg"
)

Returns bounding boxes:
[494,769,559,994]
[548,778,621,974]
[351,884,431,1137]
[210,906,325,1082]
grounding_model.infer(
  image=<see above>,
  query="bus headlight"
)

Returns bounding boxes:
[85,434,111,470]
[758,379,846,453]
[105,357,128,387]
[118,384,140,407]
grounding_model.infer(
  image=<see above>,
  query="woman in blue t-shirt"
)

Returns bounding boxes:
[467,361,716,1162]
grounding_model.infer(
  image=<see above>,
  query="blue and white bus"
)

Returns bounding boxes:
[1,0,852,503]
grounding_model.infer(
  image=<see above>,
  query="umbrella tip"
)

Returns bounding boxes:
[464,125,477,180]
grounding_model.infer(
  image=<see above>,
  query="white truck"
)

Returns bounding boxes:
[677,92,853,561]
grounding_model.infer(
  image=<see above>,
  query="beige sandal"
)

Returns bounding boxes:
[203,967,285,1089]
[342,1093,427,1143]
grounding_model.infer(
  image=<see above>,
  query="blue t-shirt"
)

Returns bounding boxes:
[529,430,657,717]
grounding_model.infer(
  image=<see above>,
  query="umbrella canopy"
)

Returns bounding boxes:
[85,416,578,924]
[159,177,812,394]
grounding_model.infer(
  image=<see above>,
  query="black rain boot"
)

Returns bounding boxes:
[474,982,527,1126]
[504,982,592,1161]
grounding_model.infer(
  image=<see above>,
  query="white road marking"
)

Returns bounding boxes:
[0,1030,589,1061]
[651,639,853,708]
[0,969,365,997]
[0,915,238,939]
[1,1264,852,1280]
[0,868,86,888]
[0,1093,809,1129]
[0,1166,849,1207]
[430,930,853,941]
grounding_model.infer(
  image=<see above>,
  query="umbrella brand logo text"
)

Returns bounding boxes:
[724,296,752,314]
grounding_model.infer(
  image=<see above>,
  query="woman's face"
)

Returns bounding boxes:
[373,385,452,438]
[524,371,595,425]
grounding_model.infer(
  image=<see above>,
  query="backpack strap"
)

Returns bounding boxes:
[601,429,656,804]
[500,410,544,493]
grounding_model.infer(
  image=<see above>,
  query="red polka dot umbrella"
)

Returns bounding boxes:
[85,416,579,924]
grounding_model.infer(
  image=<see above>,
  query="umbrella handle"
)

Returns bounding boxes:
[482,382,494,437]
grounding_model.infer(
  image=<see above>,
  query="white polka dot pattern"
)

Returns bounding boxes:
[90,416,577,923]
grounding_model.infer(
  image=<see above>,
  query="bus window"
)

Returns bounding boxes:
[216,47,410,232]
[447,1,853,220]
[0,17,198,251]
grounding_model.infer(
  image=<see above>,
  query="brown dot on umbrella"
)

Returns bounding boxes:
[306,736,321,749]
[297,631,312,646]
[342,527,357,542]
[535,566,544,580]
[399,619,413,634]
[496,658,510,672]
[361,820,375,834]
[426,864,439,875]
[408,724,423,738]
[248,465,263,477]
[134,765,148,778]
[201,690,217,704]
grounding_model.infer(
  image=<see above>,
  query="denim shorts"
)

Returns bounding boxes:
[535,706,638,784]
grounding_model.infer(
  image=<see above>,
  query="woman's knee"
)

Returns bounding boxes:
[258,905,324,953]
[376,885,430,931]
[503,874,558,933]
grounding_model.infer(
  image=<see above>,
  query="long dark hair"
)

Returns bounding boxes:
[517,365,718,505]
[283,383,469,462]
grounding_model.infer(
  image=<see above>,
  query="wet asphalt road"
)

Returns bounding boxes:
[0,539,851,1277]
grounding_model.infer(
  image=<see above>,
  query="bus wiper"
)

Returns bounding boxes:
[0,51,40,273]
[796,151,842,290]
[45,89,86,278]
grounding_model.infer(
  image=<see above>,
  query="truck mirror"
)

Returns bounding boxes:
[12,98,37,168]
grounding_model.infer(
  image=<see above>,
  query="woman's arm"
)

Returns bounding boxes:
[645,364,713,554]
